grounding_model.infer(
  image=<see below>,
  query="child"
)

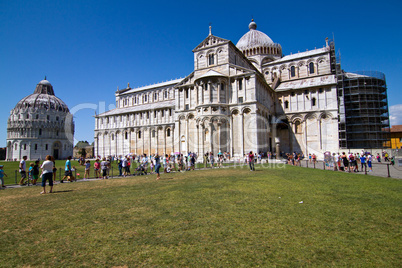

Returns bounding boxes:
[0,165,7,188]
[84,160,91,179]
[28,163,34,185]
[32,160,40,185]
[94,159,100,178]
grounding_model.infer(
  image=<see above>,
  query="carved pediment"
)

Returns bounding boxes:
[193,35,229,52]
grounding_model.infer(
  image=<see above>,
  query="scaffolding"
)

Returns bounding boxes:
[329,41,390,149]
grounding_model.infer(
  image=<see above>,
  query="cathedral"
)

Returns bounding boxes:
[7,79,75,160]
[94,20,389,159]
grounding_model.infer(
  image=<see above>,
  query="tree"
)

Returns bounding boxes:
[79,148,86,157]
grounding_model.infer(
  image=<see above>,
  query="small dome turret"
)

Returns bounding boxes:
[236,20,282,62]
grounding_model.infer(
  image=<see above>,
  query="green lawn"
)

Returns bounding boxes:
[0,165,400,267]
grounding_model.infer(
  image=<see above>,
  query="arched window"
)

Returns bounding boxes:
[295,121,302,134]
[185,88,189,98]
[111,134,114,140]
[290,66,296,77]
[45,144,48,150]
[154,93,158,101]
[24,144,26,150]
[208,54,215,65]
[144,94,147,102]
[39,129,42,136]
[238,79,243,90]
[166,128,171,137]
[312,97,316,106]
[35,144,38,150]
[309,62,315,74]
[284,100,289,109]
[152,130,156,138]
[220,83,225,91]
[125,132,128,140]
[138,131,142,139]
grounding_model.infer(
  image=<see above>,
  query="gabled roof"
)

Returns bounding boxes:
[197,70,226,79]
[193,34,230,52]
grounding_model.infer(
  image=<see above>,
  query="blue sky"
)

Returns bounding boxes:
[1,0,401,147]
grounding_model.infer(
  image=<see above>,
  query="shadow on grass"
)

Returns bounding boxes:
[52,190,74,194]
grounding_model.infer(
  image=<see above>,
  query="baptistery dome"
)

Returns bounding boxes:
[236,20,282,68]
[13,79,70,112]
[6,78,75,161]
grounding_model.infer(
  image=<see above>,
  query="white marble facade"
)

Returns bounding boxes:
[7,79,75,160]
[94,21,343,159]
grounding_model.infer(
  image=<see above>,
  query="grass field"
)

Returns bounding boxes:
[0,164,401,267]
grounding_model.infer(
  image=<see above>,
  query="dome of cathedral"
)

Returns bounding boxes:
[236,20,275,50]
[236,20,282,64]
[13,79,69,112]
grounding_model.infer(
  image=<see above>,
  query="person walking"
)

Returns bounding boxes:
[209,152,215,168]
[0,165,8,189]
[367,153,373,172]
[19,156,27,185]
[341,152,349,172]
[101,157,109,179]
[84,160,91,179]
[249,151,255,171]
[61,156,72,183]
[40,155,54,194]
[51,156,57,183]
[117,157,123,176]
[360,154,367,172]
[32,160,40,185]
[155,154,161,180]
[94,159,101,178]
[163,154,168,173]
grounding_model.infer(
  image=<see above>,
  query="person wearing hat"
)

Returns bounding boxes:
[0,165,7,189]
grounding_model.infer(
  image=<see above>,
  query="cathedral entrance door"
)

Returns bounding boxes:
[52,141,61,160]
[54,149,59,159]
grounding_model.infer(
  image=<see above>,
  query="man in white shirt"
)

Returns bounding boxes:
[19,156,27,185]
[122,157,128,176]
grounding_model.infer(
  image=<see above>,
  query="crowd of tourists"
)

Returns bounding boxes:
[1,149,396,193]
[283,150,396,172]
